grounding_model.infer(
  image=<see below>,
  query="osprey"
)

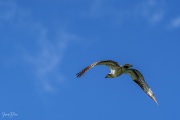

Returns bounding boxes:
[76,60,158,104]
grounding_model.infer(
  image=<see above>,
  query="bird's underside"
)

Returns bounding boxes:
[76,60,120,78]
[76,60,158,104]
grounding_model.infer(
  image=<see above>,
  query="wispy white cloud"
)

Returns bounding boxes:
[135,0,165,25]
[0,0,78,94]
[82,0,104,18]
[27,29,78,94]
[0,1,29,24]
[0,1,17,21]
[82,0,165,25]
[169,17,180,29]
[82,0,121,20]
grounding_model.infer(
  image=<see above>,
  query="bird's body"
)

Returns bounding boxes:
[77,60,129,78]
[76,60,158,104]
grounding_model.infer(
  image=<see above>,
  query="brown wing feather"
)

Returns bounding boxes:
[126,69,158,104]
[76,62,98,78]
[97,60,119,66]
[76,60,119,78]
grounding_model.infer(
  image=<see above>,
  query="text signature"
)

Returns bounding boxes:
[2,112,18,118]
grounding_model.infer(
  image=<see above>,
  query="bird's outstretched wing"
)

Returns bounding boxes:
[76,60,119,78]
[126,69,158,104]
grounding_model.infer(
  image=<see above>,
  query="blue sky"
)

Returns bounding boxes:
[0,0,180,119]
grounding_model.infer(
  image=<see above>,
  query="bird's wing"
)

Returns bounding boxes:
[76,60,119,78]
[125,69,158,104]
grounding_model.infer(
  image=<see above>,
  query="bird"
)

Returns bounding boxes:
[76,60,158,104]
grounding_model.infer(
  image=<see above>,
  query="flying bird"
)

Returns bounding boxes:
[76,60,158,104]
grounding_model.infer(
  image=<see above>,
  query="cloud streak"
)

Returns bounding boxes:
[82,0,165,25]
[0,1,17,21]
[135,0,165,24]
[0,0,29,24]
[0,0,78,94]
[27,29,78,94]
[170,17,180,29]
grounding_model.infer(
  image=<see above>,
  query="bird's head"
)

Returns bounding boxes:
[105,74,113,78]
[122,64,133,69]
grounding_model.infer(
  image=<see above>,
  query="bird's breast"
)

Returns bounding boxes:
[111,67,123,77]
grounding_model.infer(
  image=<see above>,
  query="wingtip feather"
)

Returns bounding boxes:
[147,89,159,105]
[151,95,159,105]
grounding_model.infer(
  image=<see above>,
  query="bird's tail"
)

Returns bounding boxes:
[147,88,158,105]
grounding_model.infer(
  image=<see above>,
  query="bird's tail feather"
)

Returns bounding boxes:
[147,88,158,105]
